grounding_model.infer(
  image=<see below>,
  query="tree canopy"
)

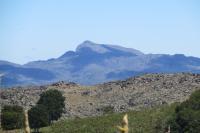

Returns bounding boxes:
[168,89,200,133]
[28,104,49,132]
[37,89,65,124]
[1,105,24,130]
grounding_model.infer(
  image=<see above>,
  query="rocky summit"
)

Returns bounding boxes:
[1,73,200,118]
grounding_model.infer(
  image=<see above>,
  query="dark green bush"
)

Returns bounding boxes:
[28,104,49,132]
[168,89,200,133]
[37,89,65,124]
[1,105,24,130]
[102,106,114,114]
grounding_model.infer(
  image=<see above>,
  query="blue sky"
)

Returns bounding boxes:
[0,0,200,64]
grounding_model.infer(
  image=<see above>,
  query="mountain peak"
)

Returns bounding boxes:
[76,40,144,55]
[82,40,95,44]
[76,40,110,53]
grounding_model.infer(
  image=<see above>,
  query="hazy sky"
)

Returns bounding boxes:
[1,0,200,64]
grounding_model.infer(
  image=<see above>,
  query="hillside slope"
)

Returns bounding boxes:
[1,73,200,118]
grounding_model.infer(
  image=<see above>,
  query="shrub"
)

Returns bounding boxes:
[1,105,24,130]
[28,104,49,132]
[168,90,200,133]
[37,89,65,124]
[102,106,114,114]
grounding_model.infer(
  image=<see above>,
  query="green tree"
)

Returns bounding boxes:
[37,89,65,124]
[168,90,200,133]
[1,105,24,130]
[28,104,49,133]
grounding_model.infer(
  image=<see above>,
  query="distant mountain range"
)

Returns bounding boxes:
[1,40,200,87]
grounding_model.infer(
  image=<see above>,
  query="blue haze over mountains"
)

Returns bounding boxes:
[1,40,200,87]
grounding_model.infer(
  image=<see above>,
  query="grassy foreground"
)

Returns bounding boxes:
[41,104,177,133]
[0,104,177,133]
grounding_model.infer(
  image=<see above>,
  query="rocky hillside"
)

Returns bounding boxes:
[1,73,200,118]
